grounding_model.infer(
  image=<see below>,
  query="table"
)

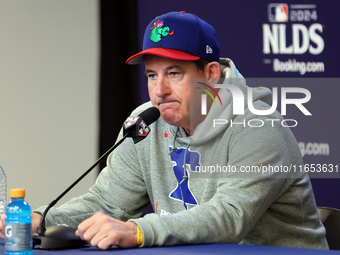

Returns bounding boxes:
[1,239,340,254]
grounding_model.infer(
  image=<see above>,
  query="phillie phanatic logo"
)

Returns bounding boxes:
[150,20,174,43]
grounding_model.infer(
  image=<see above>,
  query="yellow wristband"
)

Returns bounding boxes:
[137,226,143,246]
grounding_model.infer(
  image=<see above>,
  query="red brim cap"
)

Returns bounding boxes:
[126,47,200,65]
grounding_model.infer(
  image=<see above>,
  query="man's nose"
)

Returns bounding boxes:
[155,76,171,97]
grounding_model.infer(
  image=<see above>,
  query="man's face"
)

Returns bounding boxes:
[145,55,206,134]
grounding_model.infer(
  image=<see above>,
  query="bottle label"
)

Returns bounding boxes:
[5,223,32,251]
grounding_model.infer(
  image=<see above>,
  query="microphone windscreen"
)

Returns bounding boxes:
[138,107,160,125]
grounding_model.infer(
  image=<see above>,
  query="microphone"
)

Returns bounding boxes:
[123,106,160,144]
[33,107,160,249]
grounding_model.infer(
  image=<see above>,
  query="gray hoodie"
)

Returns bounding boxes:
[36,58,328,249]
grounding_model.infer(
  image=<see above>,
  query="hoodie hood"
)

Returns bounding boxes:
[190,58,273,143]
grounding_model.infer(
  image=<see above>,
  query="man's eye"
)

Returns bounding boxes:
[148,74,157,79]
[169,72,179,78]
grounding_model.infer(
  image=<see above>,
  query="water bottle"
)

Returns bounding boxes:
[0,165,7,215]
[5,189,33,255]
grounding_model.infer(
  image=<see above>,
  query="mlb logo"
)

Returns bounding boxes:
[268,3,289,22]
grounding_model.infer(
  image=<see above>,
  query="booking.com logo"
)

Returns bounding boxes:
[197,83,312,128]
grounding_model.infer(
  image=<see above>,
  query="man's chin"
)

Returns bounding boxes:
[161,112,188,129]
[161,112,179,126]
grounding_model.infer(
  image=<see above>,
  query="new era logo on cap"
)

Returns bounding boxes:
[206,45,213,54]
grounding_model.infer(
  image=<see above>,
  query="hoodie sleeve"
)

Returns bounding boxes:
[34,102,155,227]
[34,135,151,228]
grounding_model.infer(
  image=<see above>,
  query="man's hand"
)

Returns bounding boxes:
[0,213,6,239]
[75,212,138,250]
[0,212,42,239]
[31,212,43,233]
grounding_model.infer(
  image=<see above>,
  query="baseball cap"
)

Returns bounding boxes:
[126,11,220,65]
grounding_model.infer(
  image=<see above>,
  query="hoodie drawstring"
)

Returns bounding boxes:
[169,127,179,155]
[180,143,190,184]
[168,127,190,184]
[168,127,191,210]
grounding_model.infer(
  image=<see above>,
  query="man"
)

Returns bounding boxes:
[0,11,328,249]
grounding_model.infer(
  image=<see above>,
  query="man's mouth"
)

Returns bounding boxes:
[158,101,178,110]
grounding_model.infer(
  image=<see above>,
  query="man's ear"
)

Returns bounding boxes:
[205,61,221,84]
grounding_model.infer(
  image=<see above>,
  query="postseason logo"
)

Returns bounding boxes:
[262,3,325,75]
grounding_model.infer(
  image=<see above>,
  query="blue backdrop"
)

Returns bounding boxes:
[136,0,340,208]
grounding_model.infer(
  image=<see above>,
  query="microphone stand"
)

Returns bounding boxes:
[33,106,159,249]
[34,132,129,248]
